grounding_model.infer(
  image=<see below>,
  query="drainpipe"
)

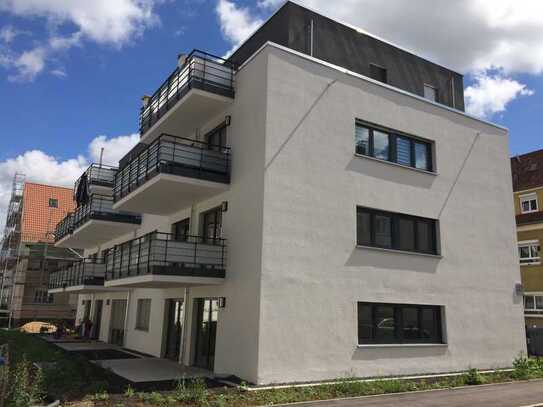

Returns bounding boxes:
[122,289,131,347]
[180,287,189,365]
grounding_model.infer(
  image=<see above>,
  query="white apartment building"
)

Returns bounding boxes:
[49,2,526,385]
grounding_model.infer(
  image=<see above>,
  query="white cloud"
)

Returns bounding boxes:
[0,0,161,81]
[0,0,159,45]
[8,46,46,82]
[0,25,19,43]
[465,71,534,119]
[0,133,140,230]
[224,0,543,118]
[88,133,139,165]
[216,0,262,53]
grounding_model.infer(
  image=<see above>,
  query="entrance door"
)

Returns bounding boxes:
[164,299,184,361]
[92,300,103,340]
[109,299,127,346]
[194,298,219,370]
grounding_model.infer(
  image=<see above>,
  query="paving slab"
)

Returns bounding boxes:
[55,341,117,351]
[93,358,212,383]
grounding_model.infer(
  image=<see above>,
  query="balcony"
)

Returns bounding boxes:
[55,195,141,249]
[48,258,111,294]
[74,163,117,199]
[517,211,543,226]
[113,135,230,215]
[104,232,226,288]
[139,50,236,144]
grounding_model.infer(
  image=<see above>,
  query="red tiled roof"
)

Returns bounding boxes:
[20,183,75,243]
[511,149,543,192]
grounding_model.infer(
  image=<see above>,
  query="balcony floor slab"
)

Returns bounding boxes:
[141,88,233,145]
[104,274,224,289]
[55,219,140,250]
[113,173,228,216]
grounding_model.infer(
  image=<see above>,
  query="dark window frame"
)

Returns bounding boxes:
[356,206,439,255]
[49,198,59,208]
[355,121,434,172]
[357,302,444,345]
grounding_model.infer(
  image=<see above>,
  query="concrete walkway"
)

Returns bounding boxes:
[277,380,543,407]
[93,358,212,383]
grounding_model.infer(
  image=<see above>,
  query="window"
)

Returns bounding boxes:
[423,84,438,102]
[48,198,58,208]
[519,241,540,265]
[524,295,543,311]
[355,122,433,172]
[135,299,151,331]
[357,302,443,345]
[172,218,190,241]
[356,207,439,255]
[202,207,222,243]
[520,193,538,214]
[369,64,387,83]
[205,124,227,152]
[34,289,53,304]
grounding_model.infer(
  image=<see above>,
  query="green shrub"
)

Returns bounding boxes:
[464,368,485,385]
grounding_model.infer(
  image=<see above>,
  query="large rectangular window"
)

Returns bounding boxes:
[357,302,443,345]
[135,299,151,331]
[524,295,543,311]
[355,122,433,172]
[356,207,439,255]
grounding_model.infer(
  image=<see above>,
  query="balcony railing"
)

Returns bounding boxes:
[105,232,226,281]
[48,258,106,290]
[140,50,236,135]
[75,163,117,192]
[72,194,141,230]
[113,134,231,202]
[54,213,74,242]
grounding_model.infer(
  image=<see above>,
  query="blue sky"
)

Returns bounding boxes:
[0,0,541,211]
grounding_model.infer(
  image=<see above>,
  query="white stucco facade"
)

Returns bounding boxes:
[65,42,525,385]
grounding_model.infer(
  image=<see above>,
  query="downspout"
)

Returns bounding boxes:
[122,289,131,347]
[180,287,189,365]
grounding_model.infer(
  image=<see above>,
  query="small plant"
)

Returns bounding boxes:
[94,390,110,401]
[175,376,208,403]
[464,368,484,385]
[10,357,44,407]
[124,385,135,398]
[512,353,537,380]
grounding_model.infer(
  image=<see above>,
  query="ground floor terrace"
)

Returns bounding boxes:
[73,286,225,378]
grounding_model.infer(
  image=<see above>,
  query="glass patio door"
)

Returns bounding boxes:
[194,298,219,370]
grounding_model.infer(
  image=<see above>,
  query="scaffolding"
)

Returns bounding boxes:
[0,174,81,327]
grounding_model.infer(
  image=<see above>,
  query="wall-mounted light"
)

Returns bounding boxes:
[221,201,228,212]
[106,299,110,306]
[218,297,226,308]
[515,282,524,296]
[225,115,231,126]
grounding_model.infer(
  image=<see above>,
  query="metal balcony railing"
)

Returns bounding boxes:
[139,50,236,135]
[75,163,118,192]
[113,134,231,201]
[105,231,226,281]
[54,213,74,242]
[48,258,106,290]
[72,194,141,230]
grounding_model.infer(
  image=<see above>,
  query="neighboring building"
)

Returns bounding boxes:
[512,150,543,329]
[0,178,79,326]
[48,1,524,384]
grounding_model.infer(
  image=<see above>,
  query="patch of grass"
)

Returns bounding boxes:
[0,329,130,402]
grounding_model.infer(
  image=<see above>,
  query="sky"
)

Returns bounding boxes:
[0,0,542,224]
